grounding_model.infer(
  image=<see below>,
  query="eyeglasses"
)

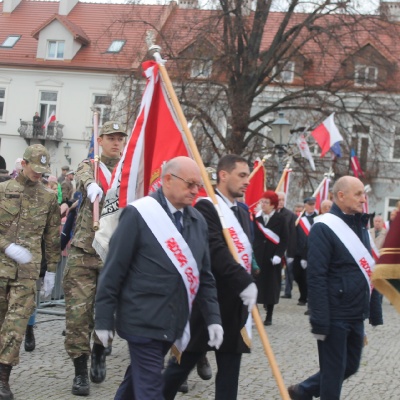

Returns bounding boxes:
[170,173,203,190]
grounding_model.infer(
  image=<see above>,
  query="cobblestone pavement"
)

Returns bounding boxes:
[10,291,400,400]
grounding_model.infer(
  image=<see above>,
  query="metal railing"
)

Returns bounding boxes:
[18,120,64,142]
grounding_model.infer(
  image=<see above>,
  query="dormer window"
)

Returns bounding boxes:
[1,35,20,48]
[355,65,378,87]
[47,40,65,60]
[191,59,213,79]
[273,61,295,83]
[107,40,125,53]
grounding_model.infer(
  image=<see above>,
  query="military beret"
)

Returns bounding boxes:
[100,121,127,136]
[304,196,316,204]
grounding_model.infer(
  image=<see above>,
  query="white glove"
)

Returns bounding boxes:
[43,272,56,298]
[300,259,307,269]
[207,324,224,350]
[95,330,114,348]
[287,257,294,264]
[271,255,281,265]
[5,243,32,264]
[87,182,103,203]
[313,334,326,341]
[239,282,258,312]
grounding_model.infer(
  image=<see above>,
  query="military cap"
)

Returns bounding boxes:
[206,167,217,185]
[23,144,51,173]
[61,165,70,171]
[304,196,316,204]
[100,121,127,136]
[67,170,75,175]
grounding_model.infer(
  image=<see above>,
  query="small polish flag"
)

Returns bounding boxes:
[311,113,343,157]
[42,111,56,129]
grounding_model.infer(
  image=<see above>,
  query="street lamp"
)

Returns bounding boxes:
[271,112,292,173]
[63,142,71,165]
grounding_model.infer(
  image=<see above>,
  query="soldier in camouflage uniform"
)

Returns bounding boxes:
[0,144,60,399]
[63,121,127,396]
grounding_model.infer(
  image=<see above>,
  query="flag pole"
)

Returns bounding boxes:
[150,45,290,400]
[92,109,100,231]
[248,155,269,181]
[275,158,292,193]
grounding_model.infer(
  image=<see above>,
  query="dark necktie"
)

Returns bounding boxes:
[174,211,183,234]
[231,206,239,220]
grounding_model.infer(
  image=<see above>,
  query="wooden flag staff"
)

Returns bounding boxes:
[275,158,292,193]
[149,45,290,400]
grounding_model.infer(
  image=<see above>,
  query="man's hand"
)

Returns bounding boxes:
[95,330,114,348]
[313,333,326,341]
[271,255,281,265]
[43,272,56,297]
[300,259,307,269]
[207,324,224,349]
[239,282,258,312]
[5,243,32,264]
[87,183,103,203]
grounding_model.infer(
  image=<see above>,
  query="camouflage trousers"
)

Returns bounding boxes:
[0,278,36,366]
[63,245,105,360]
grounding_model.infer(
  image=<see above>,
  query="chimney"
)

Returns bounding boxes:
[2,0,22,14]
[59,0,79,15]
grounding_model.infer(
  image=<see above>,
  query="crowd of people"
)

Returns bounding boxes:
[0,124,398,400]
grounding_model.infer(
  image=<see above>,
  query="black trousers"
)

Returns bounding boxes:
[293,256,308,303]
[163,350,242,400]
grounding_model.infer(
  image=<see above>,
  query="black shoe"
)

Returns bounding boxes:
[263,318,272,326]
[196,355,212,380]
[90,343,106,383]
[304,309,310,316]
[72,355,90,396]
[0,364,13,400]
[281,294,291,299]
[297,301,306,306]
[288,384,312,400]
[104,345,112,356]
[178,379,188,393]
[24,325,35,352]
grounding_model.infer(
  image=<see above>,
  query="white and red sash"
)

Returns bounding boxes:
[299,216,312,236]
[131,196,199,354]
[255,211,280,244]
[316,213,375,294]
[202,196,253,340]
[98,162,112,194]
[367,231,380,261]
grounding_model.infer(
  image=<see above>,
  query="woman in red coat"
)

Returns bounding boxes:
[253,191,288,325]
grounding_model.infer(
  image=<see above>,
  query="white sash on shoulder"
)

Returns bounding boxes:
[299,216,312,236]
[315,213,375,294]
[131,196,200,354]
[254,211,280,244]
[202,197,253,341]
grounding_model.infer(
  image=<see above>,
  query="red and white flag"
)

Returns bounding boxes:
[42,111,56,129]
[296,134,315,171]
[311,113,343,157]
[245,159,266,213]
[93,60,191,260]
[315,178,330,212]
[282,168,292,204]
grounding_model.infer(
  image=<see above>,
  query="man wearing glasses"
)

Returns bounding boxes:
[94,156,222,400]
[164,154,258,400]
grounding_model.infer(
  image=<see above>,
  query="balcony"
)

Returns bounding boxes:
[18,120,64,146]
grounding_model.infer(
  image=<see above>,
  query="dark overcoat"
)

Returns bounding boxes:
[253,212,288,305]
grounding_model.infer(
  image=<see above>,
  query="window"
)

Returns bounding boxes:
[355,65,378,87]
[93,95,112,126]
[107,40,126,53]
[1,35,20,48]
[352,124,370,171]
[191,59,213,79]
[0,89,4,121]
[47,41,65,60]
[273,61,295,83]
[393,127,400,160]
[39,91,57,127]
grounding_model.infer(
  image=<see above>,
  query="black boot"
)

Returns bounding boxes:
[264,304,274,326]
[90,343,106,383]
[72,355,90,396]
[24,325,35,352]
[0,364,13,400]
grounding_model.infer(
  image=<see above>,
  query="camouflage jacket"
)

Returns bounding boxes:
[71,155,119,255]
[0,172,61,280]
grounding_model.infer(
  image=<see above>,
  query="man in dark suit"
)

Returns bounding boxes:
[163,154,258,400]
[276,192,298,299]
[94,156,222,400]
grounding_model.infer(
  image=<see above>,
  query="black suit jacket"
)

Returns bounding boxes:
[278,207,297,258]
[186,193,254,354]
